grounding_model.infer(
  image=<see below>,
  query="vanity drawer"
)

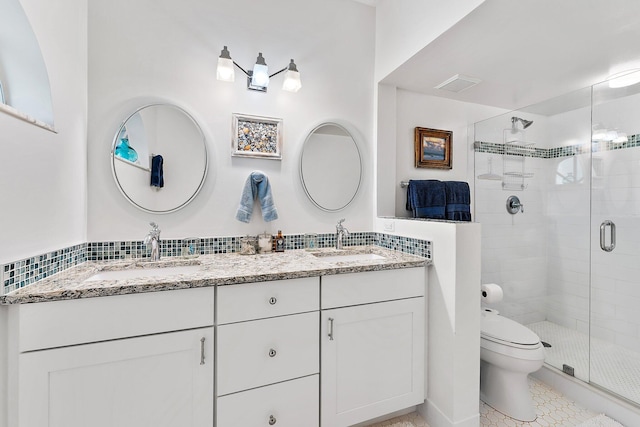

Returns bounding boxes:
[322,268,424,309]
[217,311,319,396]
[13,287,215,353]
[217,277,319,324]
[217,375,319,427]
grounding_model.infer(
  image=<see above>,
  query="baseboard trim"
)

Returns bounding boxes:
[420,399,479,427]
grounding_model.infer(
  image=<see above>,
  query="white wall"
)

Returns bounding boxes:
[374,0,484,82]
[0,0,87,264]
[87,0,375,242]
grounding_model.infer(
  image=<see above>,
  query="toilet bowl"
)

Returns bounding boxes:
[480,310,545,422]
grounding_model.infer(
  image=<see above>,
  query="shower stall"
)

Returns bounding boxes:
[474,73,640,408]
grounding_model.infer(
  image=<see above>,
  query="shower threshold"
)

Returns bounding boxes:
[528,321,640,405]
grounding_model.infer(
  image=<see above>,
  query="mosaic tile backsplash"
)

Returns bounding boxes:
[2,243,87,295]
[2,232,432,295]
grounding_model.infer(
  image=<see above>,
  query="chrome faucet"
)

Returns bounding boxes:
[144,222,161,261]
[336,219,349,250]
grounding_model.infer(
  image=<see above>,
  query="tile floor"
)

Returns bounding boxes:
[528,321,640,404]
[367,377,601,427]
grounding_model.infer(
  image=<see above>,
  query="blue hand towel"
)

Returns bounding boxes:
[406,180,446,219]
[444,181,471,221]
[236,171,279,223]
[150,155,164,188]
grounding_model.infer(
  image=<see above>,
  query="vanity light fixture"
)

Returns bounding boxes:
[216,46,302,93]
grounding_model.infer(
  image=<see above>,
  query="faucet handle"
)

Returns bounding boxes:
[337,218,345,229]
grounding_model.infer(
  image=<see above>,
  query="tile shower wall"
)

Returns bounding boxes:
[476,132,640,352]
[475,151,548,325]
[2,233,432,295]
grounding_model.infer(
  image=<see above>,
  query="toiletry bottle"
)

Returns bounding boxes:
[275,230,285,252]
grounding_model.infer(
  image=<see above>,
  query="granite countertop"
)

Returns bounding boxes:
[0,246,428,305]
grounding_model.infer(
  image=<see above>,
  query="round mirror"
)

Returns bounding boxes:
[111,104,208,213]
[300,123,362,211]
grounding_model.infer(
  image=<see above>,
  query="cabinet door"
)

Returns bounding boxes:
[321,297,424,427]
[18,327,214,427]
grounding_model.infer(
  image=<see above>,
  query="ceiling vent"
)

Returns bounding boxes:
[434,74,482,93]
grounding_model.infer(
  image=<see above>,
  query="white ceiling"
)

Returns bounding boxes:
[380,0,640,114]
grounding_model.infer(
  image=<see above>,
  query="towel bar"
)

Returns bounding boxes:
[400,181,409,188]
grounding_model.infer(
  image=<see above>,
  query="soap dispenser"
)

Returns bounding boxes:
[275,230,285,252]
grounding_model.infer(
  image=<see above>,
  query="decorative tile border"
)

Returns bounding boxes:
[2,232,433,295]
[474,133,640,159]
[474,141,550,158]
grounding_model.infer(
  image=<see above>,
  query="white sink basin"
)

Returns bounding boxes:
[85,265,202,282]
[315,253,386,263]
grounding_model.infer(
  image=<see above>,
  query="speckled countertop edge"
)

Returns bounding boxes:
[0,246,428,305]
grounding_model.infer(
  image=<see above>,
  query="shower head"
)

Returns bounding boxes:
[511,116,533,130]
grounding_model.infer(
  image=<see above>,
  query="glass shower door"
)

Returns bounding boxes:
[590,77,640,405]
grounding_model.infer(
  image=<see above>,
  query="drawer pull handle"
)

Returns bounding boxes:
[269,297,277,305]
[328,317,334,341]
[269,348,277,358]
[200,337,206,365]
[269,415,277,425]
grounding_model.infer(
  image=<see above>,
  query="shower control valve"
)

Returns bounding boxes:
[506,195,524,214]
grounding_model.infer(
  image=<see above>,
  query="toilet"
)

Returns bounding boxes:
[480,310,545,422]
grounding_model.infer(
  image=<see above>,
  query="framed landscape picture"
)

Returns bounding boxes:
[414,127,452,169]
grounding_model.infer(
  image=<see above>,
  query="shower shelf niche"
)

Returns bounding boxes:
[502,137,535,191]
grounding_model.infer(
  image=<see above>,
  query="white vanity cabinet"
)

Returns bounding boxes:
[320,268,425,427]
[8,287,215,427]
[216,277,320,427]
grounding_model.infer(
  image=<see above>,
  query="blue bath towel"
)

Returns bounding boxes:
[150,155,164,188]
[235,171,279,223]
[444,181,471,221]
[406,180,446,219]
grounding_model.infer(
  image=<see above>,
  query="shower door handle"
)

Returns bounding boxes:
[600,220,616,252]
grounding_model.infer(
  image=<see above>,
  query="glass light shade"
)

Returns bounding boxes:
[606,130,619,141]
[251,63,270,88]
[217,57,235,82]
[613,132,628,143]
[592,130,607,141]
[608,69,640,88]
[282,69,302,92]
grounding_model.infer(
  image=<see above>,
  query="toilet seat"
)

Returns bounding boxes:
[481,312,541,349]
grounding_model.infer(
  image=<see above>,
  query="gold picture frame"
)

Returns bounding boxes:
[414,127,452,169]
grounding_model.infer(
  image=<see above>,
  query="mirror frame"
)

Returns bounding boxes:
[111,103,209,214]
[299,122,362,212]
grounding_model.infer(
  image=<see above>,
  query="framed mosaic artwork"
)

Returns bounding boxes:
[232,113,283,160]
